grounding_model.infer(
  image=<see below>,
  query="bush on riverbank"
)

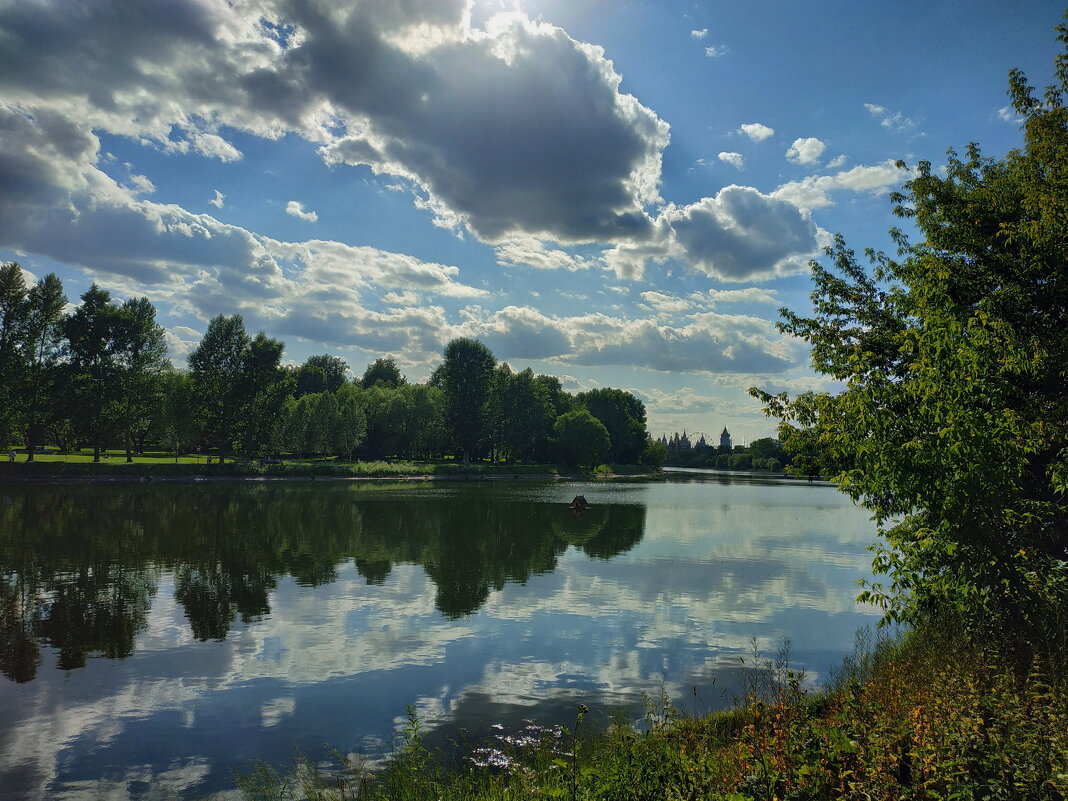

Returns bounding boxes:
[236,625,1068,801]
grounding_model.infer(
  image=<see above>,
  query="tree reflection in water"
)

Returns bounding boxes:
[0,484,645,681]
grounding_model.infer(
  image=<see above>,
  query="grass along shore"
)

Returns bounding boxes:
[0,450,661,482]
[236,625,1067,801]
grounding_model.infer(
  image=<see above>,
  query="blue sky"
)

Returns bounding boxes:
[0,1,1060,441]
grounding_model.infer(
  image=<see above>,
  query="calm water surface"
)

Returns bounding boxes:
[0,474,880,800]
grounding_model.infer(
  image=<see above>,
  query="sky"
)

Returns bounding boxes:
[0,1,1061,442]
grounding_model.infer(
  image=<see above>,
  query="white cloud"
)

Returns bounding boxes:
[997,105,1024,124]
[451,303,801,375]
[863,103,917,131]
[285,201,318,222]
[638,290,694,316]
[704,44,727,58]
[209,190,225,208]
[0,1,669,248]
[691,28,708,38]
[189,132,243,162]
[128,174,155,195]
[785,137,826,165]
[635,387,719,414]
[772,160,901,212]
[825,154,847,169]
[663,186,820,282]
[717,151,744,169]
[738,123,774,142]
[494,236,593,271]
[695,287,780,307]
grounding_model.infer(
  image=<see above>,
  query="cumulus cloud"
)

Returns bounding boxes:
[863,103,917,131]
[567,311,800,373]
[696,287,780,306]
[704,45,727,57]
[717,151,744,169]
[772,160,901,212]
[286,200,318,222]
[452,305,801,375]
[738,123,774,142]
[189,132,243,162]
[639,290,694,316]
[663,186,820,282]
[635,387,719,414]
[209,189,225,208]
[825,154,847,169]
[0,0,669,249]
[494,236,594,271]
[0,101,490,360]
[691,29,708,38]
[785,137,826,165]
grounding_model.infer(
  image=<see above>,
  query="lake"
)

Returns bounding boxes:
[0,472,881,800]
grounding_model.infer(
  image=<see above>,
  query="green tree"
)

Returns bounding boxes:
[188,315,251,462]
[159,369,199,461]
[21,274,66,460]
[361,357,406,389]
[111,297,169,461]
[554,409,610,469]
[498,367,554,463]
[752,28,1068,647]
[640,437,668,467]
[186,322,289,460]
[63,285,124,461]
[439,338,496,463]
[295,354,349,397]
[0,263,29,446]
[576,388,648,464]
[334,383,367,460]
[240,333,289,458]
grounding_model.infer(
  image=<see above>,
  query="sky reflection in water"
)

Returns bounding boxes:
[0,475,880,800]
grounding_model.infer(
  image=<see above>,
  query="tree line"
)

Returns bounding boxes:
[0,269,656,468]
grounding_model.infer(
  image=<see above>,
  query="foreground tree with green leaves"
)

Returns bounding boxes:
[752,28,1068,650]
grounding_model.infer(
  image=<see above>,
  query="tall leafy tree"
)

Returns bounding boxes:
[0,263,29,446]
[111,297,168,461]
[188,315,251,462]
[361,357,406,389]
[554,409,610,468]
[752,27,1068,648]
[159,369,199,462]
[295,354,349,397]
[439,338,496,463]
[22,274,66,460]
[241,332,289,458]
[63,285,122,461]
[576,388,648,464]
[334,384,367,460]
[492,366,554,463]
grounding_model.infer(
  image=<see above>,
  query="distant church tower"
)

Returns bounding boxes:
[720,427,732,450]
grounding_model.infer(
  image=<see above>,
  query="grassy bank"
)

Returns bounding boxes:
[0,454,660,481]
[236,627,1067,800]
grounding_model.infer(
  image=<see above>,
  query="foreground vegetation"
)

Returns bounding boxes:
[237,626,1066,801]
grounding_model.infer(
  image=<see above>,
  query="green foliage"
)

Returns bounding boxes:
[751,24,1068,647]
[439,338,496,462]
[554,409,611,468]
[639,437,667,467]
[360,356,406,389]
[575,388,648,464]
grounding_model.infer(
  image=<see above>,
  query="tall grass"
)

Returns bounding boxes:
[234,625,1067,800]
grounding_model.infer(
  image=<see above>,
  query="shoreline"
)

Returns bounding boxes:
[0,467,661,486]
